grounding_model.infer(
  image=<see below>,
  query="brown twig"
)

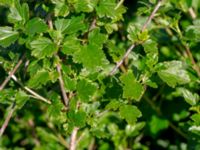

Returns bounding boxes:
[0,54,25,91]
[56,63,69,107]
[188,7,196,19]
[69,127,79,150]
[11,75,51,104]
[0,103,16,137]
[184,45,200,77]
[109,0,162,75]
[89,18,97,32]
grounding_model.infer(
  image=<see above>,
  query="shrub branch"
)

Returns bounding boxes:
[109,0,162,75]
[0,54,25,91]
[0,103,16,137]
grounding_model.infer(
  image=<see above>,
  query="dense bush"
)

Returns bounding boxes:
[0,0,200,149]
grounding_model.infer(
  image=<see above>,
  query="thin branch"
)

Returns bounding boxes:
[109,0,162,75]
[89,18,97,32]
[11,75,51,104]
[0,103,16,137]
[184,45,200,77]
[69,127,79,150]
[115,0,124,10]
[109,44,136,75]
[141,0,162,32]
[57,63,69,107]
[0,54,25,91]
[188,7,196,19]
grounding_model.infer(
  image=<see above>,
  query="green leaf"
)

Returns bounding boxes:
[25,18,48,36]
[74,44,109,71]
[88,28,108,47]
[8,0,29,24]
[51,0,69,17]
[55,15,86,35]
[15,90,29,109]
[0,89,16,105]
[185,20,200,42]
[157,61,190,88]
[105,100,121,111]
[28,69,50,88]
[47,92,64,121]
[177,88,199,106]
[63,76,76,92]
[68,110,87,127]
[119,105,142,124]
[96,0,126,21]
[191,114,200,126]
[149,115,169,135]
[30,37,57,58]
[143,39,158,68]
[62,36,81,55]
[73,0,98,13]
[77,79,97,102]
[0,27,19,47]
[120,71,144,101]
[127,24,140,42]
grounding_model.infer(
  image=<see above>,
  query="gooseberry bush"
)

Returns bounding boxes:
[0,0,200,149]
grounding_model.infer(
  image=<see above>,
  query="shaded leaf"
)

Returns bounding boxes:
[25,17,48,36]
[77,79,97,102]
[120,71,144,101]
[157,61,190,88]
[8,0,29,24]
[30,37,57,58]
[96,0,126,21]
[0,27,19,47]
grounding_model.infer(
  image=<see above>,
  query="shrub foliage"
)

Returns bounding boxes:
[0,0,200,149]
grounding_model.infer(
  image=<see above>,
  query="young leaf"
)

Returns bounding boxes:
[62,36,81,55]
[68,110,87,127]
[51,0,69,17]
[0,27,19,47]
[74,44,109,71]
[143,39,158,68]
[96,0,126,21]
[30,37,57,58]
[8,0,29,24]
[25,17,48,36]
[177,88,199,106]
[119,105,142,124]
[55,15,86,35]
[149,115,169,136]
[73,0,98,13]
[120,71,144,101]
[77,79,98,102]
[16,90,29,109]
[88,28,108,47]
[28,69,50,88]
[157,61,190,88]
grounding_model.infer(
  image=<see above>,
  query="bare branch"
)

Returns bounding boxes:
[89,18,97,32]
[188,7,196,19]
[109,44,136,75]
[184,45,200,77]
[0,54,25,91]
[115,0,124,10]
[141,0,162,32]
[0,103,16,137]
[109,0,162,75]
[69,127,79,150]
[57,63,69,107]
[11,75,51,104]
